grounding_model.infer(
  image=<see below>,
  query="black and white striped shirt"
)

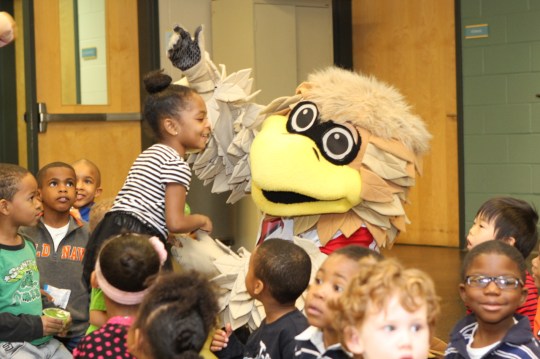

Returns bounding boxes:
[295,326,351,359]
[111,144,191,239]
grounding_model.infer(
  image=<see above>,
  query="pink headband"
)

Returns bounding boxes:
[95,236,168,305]
[149,236,168,266]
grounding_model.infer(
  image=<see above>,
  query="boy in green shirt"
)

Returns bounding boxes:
[0,163,71,358]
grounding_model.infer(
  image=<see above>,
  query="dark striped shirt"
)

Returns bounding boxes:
[111,144,191,239]
[295,326,351,359]
[445,314,540,358]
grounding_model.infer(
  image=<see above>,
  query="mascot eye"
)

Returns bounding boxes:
[321,126,359,164]
[288,101,319,133]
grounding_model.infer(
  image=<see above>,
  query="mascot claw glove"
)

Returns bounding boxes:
[167,25,202,71]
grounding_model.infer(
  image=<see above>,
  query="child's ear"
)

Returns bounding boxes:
[503,237,516,247]
[458,283,468,304]
[163,118,178,136]
[343,325,364,355]
[519,285,528,306]
[94,187,103,199]
[0,199,10,215]
[90,271,99,289]
[254,278,264,296]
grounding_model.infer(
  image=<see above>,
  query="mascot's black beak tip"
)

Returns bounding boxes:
[262,190,317,204]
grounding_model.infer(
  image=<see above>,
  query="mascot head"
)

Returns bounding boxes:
[250,67,431,248]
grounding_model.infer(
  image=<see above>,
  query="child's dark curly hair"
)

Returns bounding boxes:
[131,271,219,359]
[0,163,30,201]
[461,240,527,283]
[36,162,75,189]
[331,244,383,262]
[143,69,197,140]
[254,238,311,304]
[98,233,161,293]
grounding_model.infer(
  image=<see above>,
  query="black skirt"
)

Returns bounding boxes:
[82,211,171,287]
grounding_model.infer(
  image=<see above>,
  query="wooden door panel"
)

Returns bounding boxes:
[353,0,459,246]
[33,0,141,199]
[38,121,140,200]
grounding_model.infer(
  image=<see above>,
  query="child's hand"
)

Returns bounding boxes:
[41,316,65,336]
[199,215,213,234]
[56,315,73,337]
[40,289,54,303]
[210,323,232,352]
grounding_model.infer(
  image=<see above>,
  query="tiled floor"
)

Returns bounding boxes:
[381,244,466,342]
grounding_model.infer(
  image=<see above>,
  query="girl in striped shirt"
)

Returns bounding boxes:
[83,69,213,284]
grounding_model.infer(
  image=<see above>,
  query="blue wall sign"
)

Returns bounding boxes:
[464,24,489,39]
[81,47,97,60]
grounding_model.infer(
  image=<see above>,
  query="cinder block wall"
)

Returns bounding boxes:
[461,0,540,243]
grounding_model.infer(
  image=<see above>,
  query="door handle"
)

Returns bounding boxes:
[37,103,141,133]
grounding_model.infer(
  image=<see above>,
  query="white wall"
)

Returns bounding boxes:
[158,0,213,78]
[78,0,107,104]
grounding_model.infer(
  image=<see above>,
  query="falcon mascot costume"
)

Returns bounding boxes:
[167,25,431,330]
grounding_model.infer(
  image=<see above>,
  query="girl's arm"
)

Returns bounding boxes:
[88,288,108,330]
[89,309,108,329]
[165,183,213,234]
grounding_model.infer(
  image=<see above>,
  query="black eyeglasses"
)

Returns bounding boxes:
[465,275,524,290]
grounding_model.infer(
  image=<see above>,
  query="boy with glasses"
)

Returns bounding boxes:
[445,240,540,358]
[466,197,539,328]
